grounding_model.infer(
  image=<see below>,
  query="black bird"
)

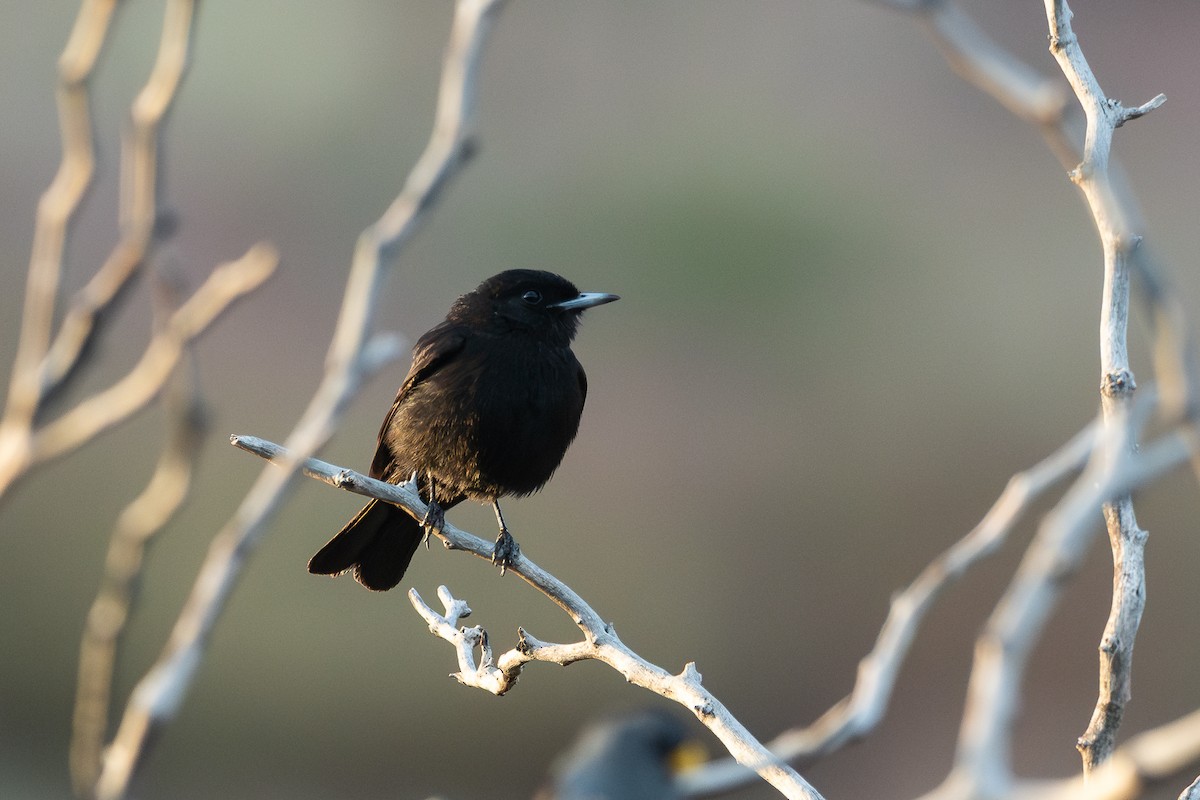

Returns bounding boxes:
[535,710,702,800]
[308,269,618,591]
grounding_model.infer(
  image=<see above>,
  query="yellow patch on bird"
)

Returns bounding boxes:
[668,739,708,774]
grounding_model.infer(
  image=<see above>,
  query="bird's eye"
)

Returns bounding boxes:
[522,290,542,305]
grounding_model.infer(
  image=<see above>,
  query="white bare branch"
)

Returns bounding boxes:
[409,586,521,696]
[1041,0,1165,774]
[69,271,208,795]
[234,436,827,800]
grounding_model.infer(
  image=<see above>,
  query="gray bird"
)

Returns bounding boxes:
[535,710,702,800]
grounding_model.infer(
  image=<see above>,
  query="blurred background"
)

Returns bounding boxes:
[2,2,1199,798]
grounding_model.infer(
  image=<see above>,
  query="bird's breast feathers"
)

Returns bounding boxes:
[384,338,585,498]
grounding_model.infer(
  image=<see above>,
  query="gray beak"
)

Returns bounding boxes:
[549,292,620,311]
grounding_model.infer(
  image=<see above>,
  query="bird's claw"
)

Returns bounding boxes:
[421,499,445,538]
[491,529,519,576]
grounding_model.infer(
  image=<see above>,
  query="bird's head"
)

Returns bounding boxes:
[537,709,705,800]
[452,269,619,345]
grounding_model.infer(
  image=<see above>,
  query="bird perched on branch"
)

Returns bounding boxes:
[308,269,618,591]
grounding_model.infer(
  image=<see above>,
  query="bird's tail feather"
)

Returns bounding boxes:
[308,499,424,591]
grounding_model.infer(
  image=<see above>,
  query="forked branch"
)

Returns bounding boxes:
[232,434,826,800]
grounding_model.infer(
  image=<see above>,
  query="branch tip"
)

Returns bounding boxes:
[1116,92,1166,127]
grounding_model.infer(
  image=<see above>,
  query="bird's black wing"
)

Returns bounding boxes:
[313,323,470,590]
[370,320,468,480]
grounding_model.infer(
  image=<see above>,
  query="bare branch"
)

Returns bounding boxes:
[29,243,276,466]
[329,0,508,369]
[1040,0,1162,774]
[69,271,207,796]
[3,0,116,429]
[939,395,1174,797]
[409,586,524,695]
[41,0,198,403]
[678,422,1100,796]
[235,437,826,800]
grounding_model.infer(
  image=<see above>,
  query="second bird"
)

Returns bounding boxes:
[308,269,619,591]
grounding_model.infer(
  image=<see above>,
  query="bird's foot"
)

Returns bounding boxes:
[421,499,446,541]
[491,529,519,576]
